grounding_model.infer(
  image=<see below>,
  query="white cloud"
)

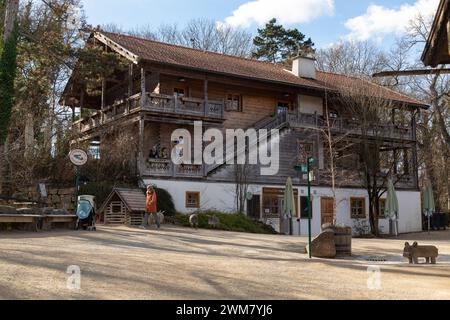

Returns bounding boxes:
[345,0,440,41]
[222,0,335,28]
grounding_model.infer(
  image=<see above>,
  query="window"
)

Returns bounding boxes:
[350,198,366,219]
[263,195,280,217]
[398,149,410,176]
[88,141,101,160]
[277,101,292,114]
[186,192,200,208]
[379,199,386,219]
[174,87,188,97]
[262,188,299,217]
[328,111,339,119]
[226,94,242,112]
[300,196,313,219]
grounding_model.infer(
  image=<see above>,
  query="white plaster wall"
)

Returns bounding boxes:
[396,191,422,233]
[144,179,237,213]
[299,95,323,115]
[301,187,422,236]
[144,179,422,236]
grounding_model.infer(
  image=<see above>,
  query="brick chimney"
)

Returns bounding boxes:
[291,54,317,79]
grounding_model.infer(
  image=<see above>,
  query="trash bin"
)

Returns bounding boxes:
[432,212,447,230]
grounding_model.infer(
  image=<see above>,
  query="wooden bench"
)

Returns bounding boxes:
[0,215,43,232]
[0,214,78,231]
[41,215,78,231]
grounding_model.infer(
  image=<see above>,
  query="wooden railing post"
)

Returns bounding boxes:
[140,67,147,108]
[174,94,179,113]
[138,117,145,174]
[127,63,133,114]
[204,79,209,117]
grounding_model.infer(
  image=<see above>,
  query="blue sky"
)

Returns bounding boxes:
[82,0,439,49]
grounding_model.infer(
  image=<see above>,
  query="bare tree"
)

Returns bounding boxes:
[336,82,414,236]
[320,90,359,225]
[233,164,250,214]
[105,18,254,58]
[316,40,388,78]
[385,14,450,211]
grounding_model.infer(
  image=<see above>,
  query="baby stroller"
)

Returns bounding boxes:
[76,195,97,231]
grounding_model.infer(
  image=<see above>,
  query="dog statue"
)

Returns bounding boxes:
[208,215,220,229]
[403,242,438,264]
[189,214,199,229]
[148,211,165,226]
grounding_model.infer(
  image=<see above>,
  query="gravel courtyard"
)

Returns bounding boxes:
[0,226,449,300]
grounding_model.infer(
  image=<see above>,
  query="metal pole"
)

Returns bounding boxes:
[75,166,80,211]
[307,158,312,259]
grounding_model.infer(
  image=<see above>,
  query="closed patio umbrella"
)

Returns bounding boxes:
[283,177,297,236]
[423,184,436,234]
[385,179,399,236]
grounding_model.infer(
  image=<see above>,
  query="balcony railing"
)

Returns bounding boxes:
[73,93,225,134]
[144,93,224,119]
[287,113,414,141]
[143,159,204,178]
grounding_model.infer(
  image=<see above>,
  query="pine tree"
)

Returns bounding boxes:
[252,18,314,64]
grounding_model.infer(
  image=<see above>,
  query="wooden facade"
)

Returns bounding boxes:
[64,32,426,192]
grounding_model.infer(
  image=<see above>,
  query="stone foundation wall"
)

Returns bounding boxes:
[4,186,77,211]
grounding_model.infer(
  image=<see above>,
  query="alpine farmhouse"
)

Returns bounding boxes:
[63,31,428,236]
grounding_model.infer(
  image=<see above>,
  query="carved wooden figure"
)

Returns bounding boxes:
[403,242,438,264]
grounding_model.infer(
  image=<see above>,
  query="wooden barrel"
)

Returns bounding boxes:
[334,227,352,257]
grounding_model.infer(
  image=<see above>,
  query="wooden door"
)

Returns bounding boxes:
[321,197,335,226]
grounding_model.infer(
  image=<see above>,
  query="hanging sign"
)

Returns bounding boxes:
[69,149,88,167]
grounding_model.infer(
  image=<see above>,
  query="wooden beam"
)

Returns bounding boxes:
[101,78,106,123]
[373,68,450,77]
[140,67,147,107]
[80,90,85,109]
[101,78,106,109]
[204,79,208,117]
[138,117,145,174]
[94,32,139,64]
[128,64,134,98]
[71,106,76,123]
[127,64,134,114]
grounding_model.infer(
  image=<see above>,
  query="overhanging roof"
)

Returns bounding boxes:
[422,0,450,67]
[99,188,146,213]
[62,31,429,109]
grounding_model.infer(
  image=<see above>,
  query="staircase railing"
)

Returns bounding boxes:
[206,112,289,175]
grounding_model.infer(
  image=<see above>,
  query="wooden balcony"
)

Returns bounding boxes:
[73,93,225,134]
[144,93,224,119]
[319,169,417,189]
[287,113,414,142]
[142,159,204,178]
